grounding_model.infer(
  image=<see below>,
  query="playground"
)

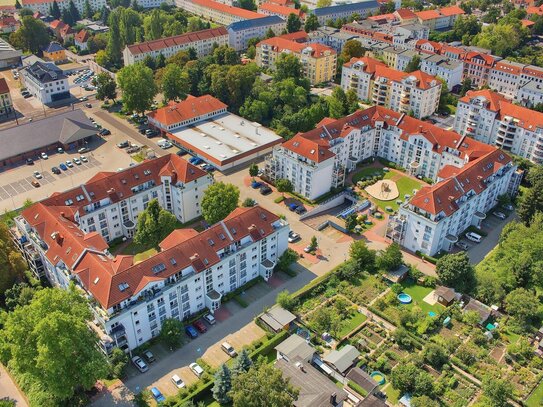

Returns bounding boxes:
[364,180,399,201]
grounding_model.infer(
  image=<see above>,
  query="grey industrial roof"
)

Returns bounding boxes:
[0,110,96,161]
[346,368,378,393]
[359,395,388,406]
[275,334,315,361]
[276,357,348,407]
[312,0,379,17]
[228,15,284,31]
[323,345,360,373]
[260,305,297,330]
[0,37,22,61]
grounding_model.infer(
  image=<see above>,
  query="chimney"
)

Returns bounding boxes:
[330,393,337,406]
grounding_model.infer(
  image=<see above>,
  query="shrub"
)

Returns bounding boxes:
[274,196,284,204]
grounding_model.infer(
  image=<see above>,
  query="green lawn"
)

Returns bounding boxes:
[112,241,158,263]
[371,172,423,211]
[526,380,543,407]
[352,167,385,184]
[338,312,368,338]
[134,248,158,262]
[382,383,400,404]
[400,280,444,315]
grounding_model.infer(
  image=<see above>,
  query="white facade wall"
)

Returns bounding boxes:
[175,0,255,25]
[21,71,69,104]
[341,64,372,102]
[227,20,287,52]
[22,0,106,16]
[488,68,522,100]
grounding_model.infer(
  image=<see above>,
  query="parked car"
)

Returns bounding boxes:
[502,204,514,211]
[288,203,298,211]
[78,147,89,153]
[221,342,237,358]
[65,160,73,168]
[171,374,185,388]
[59,163,68,171]
[23,93,31,98]
[465,232,482,243]
[131,356,148,373]
[193,320,207,333]
[288,231,301,243]
[80,155,88,163]
[85,103,92,108]
[189,157,202,165]
[33,171,42,179]
[78,96,88,101]
[31,180,40,187]
[51,166,61,174]
[303,245,313,253]
[203,313,216,325]
[73,158,81,165]
[99,128,111,136]
[189,362,204,378]
[143,350,155,363]
[492,211,506,220]
[185,325,198,339]
[117,141,129,149]
[455,241,469,251]
[57,147,64,154]
[203,164,215,172]
[126,145,141,154]
[150,387,165,403]
[145,129,158,138]
[295,206,306,215]
[251,180,262,189]
[26,158,34,165]
[40,152,48,159]
[260,185,272,195]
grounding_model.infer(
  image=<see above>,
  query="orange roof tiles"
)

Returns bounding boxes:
[416,9,442,20]
[126,27,228,56]
[192,0,265,19]
[258,36,335,56]
[394,8,417,19]
[75,29,90,44]
[440,5,465,16]
[527,5,543,15]
[522,19,535,28]
[282,135,336,162]
[147,95,227,127]
[343,56,387,71]
[259,2,304,17]
[460,89,507,112]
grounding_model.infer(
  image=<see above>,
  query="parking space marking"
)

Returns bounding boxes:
[0,187,8,200]
[3,184,16,197]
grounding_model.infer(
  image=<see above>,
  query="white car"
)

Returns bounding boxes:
[131,356,148,373]
[465,232,482,243]
[203,313,216,325]
[65,160,73,168]
[80,155,88,163]
[492,211,506,220]
[40,152,48,159]
[288,231,300,243]
[73,158,81,165]
[33,171,42,179]
[189,362,204,377]
[78,147,90,154]
[171,374,185,388]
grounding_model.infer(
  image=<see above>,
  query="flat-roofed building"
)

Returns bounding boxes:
[123,27,229,66]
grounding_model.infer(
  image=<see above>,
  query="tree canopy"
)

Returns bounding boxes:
[9,16,50,54]
[117,63,157,114]
[160,63,189,102]
[94,72,117,102]
[436,252,475,294]
[376,243,403,271]
[0,222,26,299]
[201,182,240,225]
[134,199,178,248]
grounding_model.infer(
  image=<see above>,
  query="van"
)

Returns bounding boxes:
[171,374,185,388]
[221,342,237,357]
[465,232,482,243]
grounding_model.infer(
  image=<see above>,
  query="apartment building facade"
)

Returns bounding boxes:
[21,0,106,16]
[175,0,265,25]
[123,27,229,66]
[454,89,543,164]
[256,34,337,84]
[415,5,464,30]
[227,15,286,52]
[21,61,70,104]
[0,78,13,116]
[311,1,380,25]
[341,56,441,118]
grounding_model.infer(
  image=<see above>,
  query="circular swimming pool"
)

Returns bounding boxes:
[397,293,412,304]
[370,371,386,385]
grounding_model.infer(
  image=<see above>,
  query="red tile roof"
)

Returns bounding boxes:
[465,51,495,66]
[191,0,265,19]
[0,16,18,28]
[268,0,295,6]
[343,56,387,71]
[522,19,535,28]
[277,30,309,42]
[259,2,304,17]
[0,78,10,95]
[527,5,543,15]
[394,8,417,19]
[75,29,90,44]
[440,5,465,16]
[416,9,442,20]
[147,94,227,127]
[459,89,507,112]
[416,5,464,20]
[282,134,336,162]
[257,37,336,56]
[126,27,228,56]
[49,19,65,30]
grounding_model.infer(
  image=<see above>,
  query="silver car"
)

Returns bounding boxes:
[131,356,148,373]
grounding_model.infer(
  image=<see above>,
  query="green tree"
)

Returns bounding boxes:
[0,222,26,298]
[51,0,61,19]
[505,288,540,329]
[108,347,128,379]
[117,63,158,114]
[275,53,303,82]
[276,289,296,310]
[105,11,122,67]
[231,348,252,377]
[286,13,301,33]
[167,50,191,68]
[15,0,21,9]
[436,252,475,293]
[276,178,293,196]
[213,364,232,404]
[482,376,513,407]
[242,198,256,207]
[304,13,319,32]
[68,0,80,22]
[405,55,421,72]
[9,16,50,54]
[376,243,403,271]
[201,182,240,225]
[309,235,318,251]
[276,248,299,273]
[390,363,433,396]
[160,63,189,102]
[62,7,74,25]
[518,166,543,225]
[423,343,448,369]
[265,27,275,38]
[159,318,184,349]
[93,72,117,102]
[0,288,108,402]
[133,199,177,248]
[328,86,348,118]
[411,395,439,407]
[4,282,37,311]
[249,163,259,178]
[349,240,376,273]
[83,0,93,18]
[316,0,331,6]
[213,45,240,65]
[473,23,526,57]
[147,9,162,40]
[462,310,481,326]
[341,39,365,61]
[345,88,359,113]
[238,0,256,10]
[459,78,472,96]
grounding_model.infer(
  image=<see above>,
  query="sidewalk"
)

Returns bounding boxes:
[0,364,28,407]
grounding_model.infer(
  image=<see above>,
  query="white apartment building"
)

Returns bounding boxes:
[137,0,173,7]
[175,0,265,26]
[420,54,463,91]
[341,56,441,118]
[454,89,543,164]
[13,156,291,353]
[21,61,70,104]
[311,1,380,25]
[123,27,229,66]
[21,0,106,16]
[227,15,286,52]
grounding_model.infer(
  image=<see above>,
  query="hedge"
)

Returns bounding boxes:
[347,380,368,397]
[274,196,284,204]
[415,251,438,264]
[174,381,214,406]
[249,330,289,360]
[367,305,397,327]
[234,295,249,308]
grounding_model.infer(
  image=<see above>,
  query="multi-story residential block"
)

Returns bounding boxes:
[258,2,304,20]
[420,53,463,90]
[137,0,173,7]
[21,0,106,16]
[341,56,441,118]
[175,0,265,26]
[123,27,229,66]
[13,169,288,352]
[516,80,543,107]
[488,60,526,100]
[0,77,13,116]
[256,34,337,84]
[310,1,379,25]
[227,15,286,52]
[21,61,70,104]
[454,89,543,164]
[462,51,498,87]
[415,5,464,30]
[307,26,359,53]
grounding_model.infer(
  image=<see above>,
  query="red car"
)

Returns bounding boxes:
[193,320,207,333]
